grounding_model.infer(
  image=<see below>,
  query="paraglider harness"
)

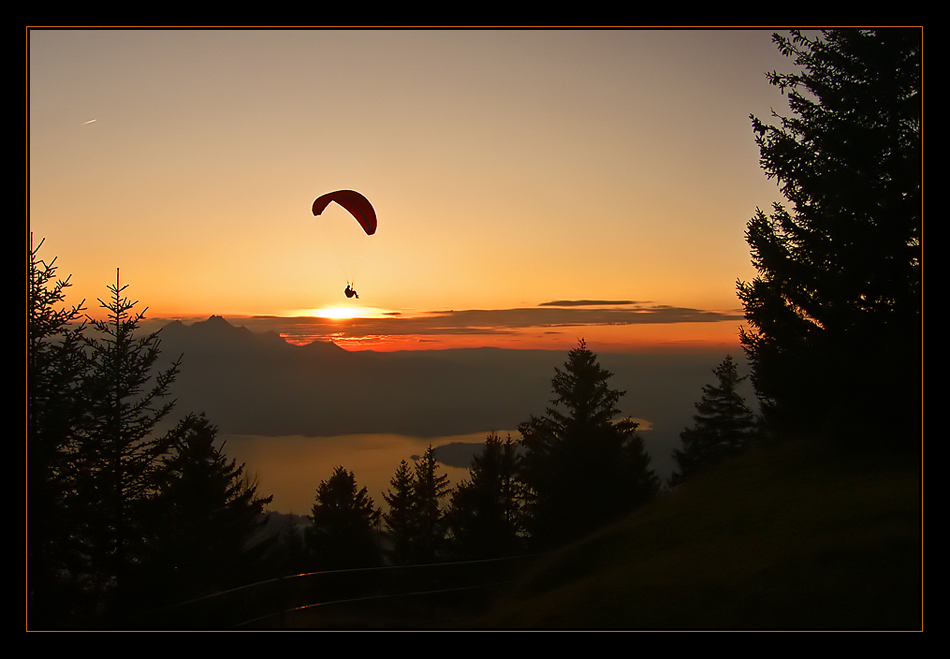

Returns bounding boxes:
[344,283,359,299]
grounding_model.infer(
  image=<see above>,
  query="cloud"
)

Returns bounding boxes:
[539,300,638,307]
[228,302,744,346]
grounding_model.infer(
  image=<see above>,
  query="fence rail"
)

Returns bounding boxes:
[147,554,538,629]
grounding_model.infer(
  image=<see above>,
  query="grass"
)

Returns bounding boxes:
[477,437,921,630]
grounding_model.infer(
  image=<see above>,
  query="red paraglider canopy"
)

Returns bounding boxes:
[312,190,377,236]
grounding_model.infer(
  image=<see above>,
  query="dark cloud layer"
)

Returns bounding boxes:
[539,300,638,307]
[240,303,744,344]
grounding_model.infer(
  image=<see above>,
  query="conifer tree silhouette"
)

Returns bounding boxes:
[145,413,274,604]
[518,340,658,547]
[411,446,451,563]
[307,466,381,570]
[446,433,524,560]
[27,236,88,628]
[67,271,181,619]
[671,356,757,486]
[738,29,921,444]
[382,460,418,565]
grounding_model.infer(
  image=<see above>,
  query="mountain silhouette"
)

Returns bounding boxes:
[158,316,555,438]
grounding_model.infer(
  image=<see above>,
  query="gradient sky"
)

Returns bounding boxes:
[28,28,793,352]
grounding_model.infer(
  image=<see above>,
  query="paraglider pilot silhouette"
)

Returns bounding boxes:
[312,189,377,300]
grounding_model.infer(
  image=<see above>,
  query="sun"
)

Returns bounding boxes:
[293,306,393,320]
[310,307,365,320]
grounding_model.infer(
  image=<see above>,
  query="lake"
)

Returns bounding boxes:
[220,427,678,516]
[219,432,491,515]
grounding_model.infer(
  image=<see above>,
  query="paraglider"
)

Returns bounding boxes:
[312,190,377,299]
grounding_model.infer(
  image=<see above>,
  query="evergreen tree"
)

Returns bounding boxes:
[27,236,88,627]
[737,29,921,444]
[671,356,757,486]
[382,459,418,565]
[411,445,451,563]
[65,270,182,620]
[306,466,382,570]
[518,340,659,547]
[446,433,524,560]
[145,413,274,605]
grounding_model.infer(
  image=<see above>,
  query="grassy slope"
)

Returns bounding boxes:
[479,438,921,630]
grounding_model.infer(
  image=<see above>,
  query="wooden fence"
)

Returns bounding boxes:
[145,554,538,630]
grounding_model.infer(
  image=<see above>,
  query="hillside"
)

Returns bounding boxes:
[478,437,921,630]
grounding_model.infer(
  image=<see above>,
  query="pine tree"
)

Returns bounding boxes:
[671,356,757,486]
[66,270,181,618]
[27,236,88,627]
[518,340,658,547]
[446,433,524,560]
[382,459,418,565]
[307,466,381,570]
[411,445,451,563]
[145,413,274,604]
[737,29,921,444]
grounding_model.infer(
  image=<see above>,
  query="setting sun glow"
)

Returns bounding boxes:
[308,307,368,320]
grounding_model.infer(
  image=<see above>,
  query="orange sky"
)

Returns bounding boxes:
[28,28,792,353]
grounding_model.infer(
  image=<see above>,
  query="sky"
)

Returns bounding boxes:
[28,27,793,353]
